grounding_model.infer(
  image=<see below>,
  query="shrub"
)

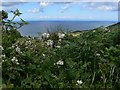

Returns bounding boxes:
[1,10,120,88]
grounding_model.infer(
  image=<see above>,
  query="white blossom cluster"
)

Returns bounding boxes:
[58,39,62,42]
[8,45,15,49]
[0,54,6,62]
[16,47,22,54]
[104,28,108,31]
[55,60,64,65]
[0,45,4,50]
[11,57,19,65]
[11,45,15,48]
[58,33,65,39]
[55,45,61,48]
[2,60,5,62]
[76,80,83,85]
[0,54,5,58]
[42,33,50,39]
[0,45,5,63]
[46,40,53,47]
[104,28,111,32]
[96,53,100,56]
[25,41,32,46]
[42,54,46,57]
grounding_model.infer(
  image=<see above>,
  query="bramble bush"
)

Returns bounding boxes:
[1,10,120,88]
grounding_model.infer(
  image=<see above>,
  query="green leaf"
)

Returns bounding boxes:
[8,84,14,88]
[16,67,23,71]
[43,81,48,85]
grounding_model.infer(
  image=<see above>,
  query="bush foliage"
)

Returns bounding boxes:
[1,10,120,88]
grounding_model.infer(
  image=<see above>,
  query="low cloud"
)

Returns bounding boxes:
[81,2,118,11]
[1,2,26,11]
[61,3,72,10]
[39,2,49,7]
[60,2,77,12]
[26,2,54,13]
[2,0,120,2]
[60,2,118,12]
[39,2,54,12]
[1,2,118,13]
[2,2,23,6]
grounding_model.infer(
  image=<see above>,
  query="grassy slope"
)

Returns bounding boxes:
[2,22,120,88]
[71,22,119,37]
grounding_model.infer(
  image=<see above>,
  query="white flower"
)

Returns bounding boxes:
[25,47,28,48]
[16,47,22,54]
[25,41,29,45]
[29,41,32,45]
[96,53,100,56]
[8,45,15,49]
[11,57,16,62]
[46,34,50,38]
[16,62,20,65]
[3,54,6,57]
[15,59,18,62]
[42,54,46,57]
[0,54,6,58]
[42,33,50,38]
[25,41,31,45]
[56,46,61,48]
[58,33,65,38]
[104,28,108,31]
[2,60,5,62]
[93,30,95,32]
[58,39,62,42]
[56,60,64,65]
[11,57,19,65]
[16,47,20,52]
[77,80,83,85]
[11,45,15,48]
[46,40,53,47]
[0,45,4,50]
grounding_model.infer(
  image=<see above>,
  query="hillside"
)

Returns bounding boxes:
[107,22,120,29]
[72,22,120,37]
[2,22,120,88]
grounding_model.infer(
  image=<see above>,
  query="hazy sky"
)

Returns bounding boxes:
[1,2,118,21]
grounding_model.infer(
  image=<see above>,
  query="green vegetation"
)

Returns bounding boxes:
[1,10,120,88]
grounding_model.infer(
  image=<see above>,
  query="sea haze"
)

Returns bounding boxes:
[18,21,117,37]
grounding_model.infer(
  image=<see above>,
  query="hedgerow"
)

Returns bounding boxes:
[1,10,120,89]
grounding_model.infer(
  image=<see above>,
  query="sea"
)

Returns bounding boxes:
[18,21,117,37]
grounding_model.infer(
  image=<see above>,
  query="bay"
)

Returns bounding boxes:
[18,21,117,37]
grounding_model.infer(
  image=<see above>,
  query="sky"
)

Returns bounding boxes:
[1,2,119,21]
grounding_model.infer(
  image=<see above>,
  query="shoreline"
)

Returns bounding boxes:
[72,22,119,33]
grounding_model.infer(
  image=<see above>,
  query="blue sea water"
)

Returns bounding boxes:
[18,21,117,37]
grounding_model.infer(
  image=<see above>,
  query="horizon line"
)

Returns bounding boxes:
[14,20,118,22]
